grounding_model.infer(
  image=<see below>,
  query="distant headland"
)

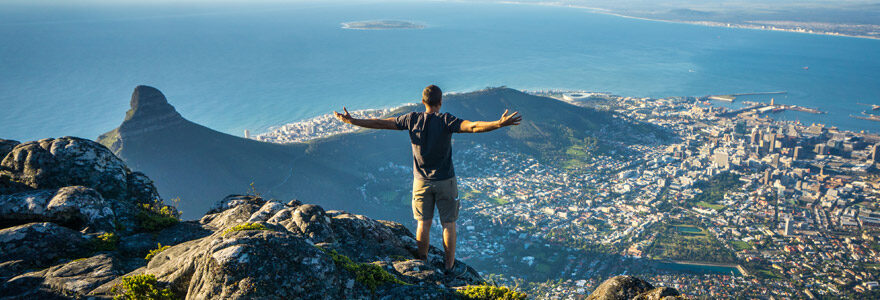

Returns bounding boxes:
[341,20,425,30]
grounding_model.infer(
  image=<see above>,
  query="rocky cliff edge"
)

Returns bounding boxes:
[0,136,682,299]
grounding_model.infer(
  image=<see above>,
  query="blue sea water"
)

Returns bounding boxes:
[1,1,879,142]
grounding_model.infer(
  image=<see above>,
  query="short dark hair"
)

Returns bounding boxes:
[422,85,442,106]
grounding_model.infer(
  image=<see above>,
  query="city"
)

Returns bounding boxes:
[252,91,880,299]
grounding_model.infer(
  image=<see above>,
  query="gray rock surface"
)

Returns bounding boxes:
[0,222,88,268]
[633,287,682,300]
[6,253,126,298]
[0,186,114,232]
[0,137,486,299]
[0,137,131,200]
[0,139,18,159]
[586,275,682,300]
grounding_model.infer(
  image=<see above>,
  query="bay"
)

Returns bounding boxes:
[1,0,878,142]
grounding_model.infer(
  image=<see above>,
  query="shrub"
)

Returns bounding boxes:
[458,285,527,300]
[137,202,180,232]
[222,223,272,236]
[113,274,175,300]
[318,247,407,292]
[90,232,119,252]
[145,243,171,261]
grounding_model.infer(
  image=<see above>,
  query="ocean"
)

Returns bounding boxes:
[1,0,879,142]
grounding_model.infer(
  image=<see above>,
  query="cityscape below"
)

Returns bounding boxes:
[251,88,880,298]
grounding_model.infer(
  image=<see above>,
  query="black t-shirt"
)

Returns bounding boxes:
[395,112,463,181]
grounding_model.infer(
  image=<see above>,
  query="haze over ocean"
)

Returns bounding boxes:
[1,1,878,141]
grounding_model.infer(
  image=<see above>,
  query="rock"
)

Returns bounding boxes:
[200,195,266,231]
[0,139,19,160]
[0,186,115,232]
[286,204,335,243]
[5,254,126,297]
[0,137,486,299]
[127,171,161,205]
[118,221,211,257]
[141,229,346,299]
[0,222,88,268]
[0,260,27,281]
[587,275,655,300]
[0,137,131,201]
[634,287,682,300]
[245,200,285,223]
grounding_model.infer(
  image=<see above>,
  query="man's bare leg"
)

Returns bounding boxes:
[442,222,456,270]
[416,220,431,261]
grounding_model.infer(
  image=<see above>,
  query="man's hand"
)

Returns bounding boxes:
[498,109,522,127]
[459,109,523,133]
[333,107,354,124]
[332,106,399,130]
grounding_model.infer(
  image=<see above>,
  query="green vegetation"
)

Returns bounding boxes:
[90,232,119,252]
[318,247,406,292]
[690,172,741,211]
[730,241,753,251]
[113,274,175,300]
[222,223,272,236]
[489,197,509,205]
[646,222,736,263]
[137,201,179,232]
[696,201,725,211]
[561,135,599,170]
[145,243,171,261]
[458,285,527,300]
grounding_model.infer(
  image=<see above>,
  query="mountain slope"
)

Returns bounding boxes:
[99,86,670,220]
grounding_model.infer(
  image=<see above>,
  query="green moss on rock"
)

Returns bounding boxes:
[458,285,527,300]
[137,202,179,232]
[113,274,175,300]
[222,223,272,236]
[90,232,119,252]
[145,243,171,261]
[318,247,407,292]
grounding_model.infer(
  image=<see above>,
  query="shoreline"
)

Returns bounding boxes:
[496,1,880,41]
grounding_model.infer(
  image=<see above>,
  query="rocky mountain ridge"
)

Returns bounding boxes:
[0,137,486,298]
[1,132,681,299]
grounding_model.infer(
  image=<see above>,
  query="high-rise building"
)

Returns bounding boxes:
[784,218,793,236]
[793,146,802,160]
[872,143,880,163]
[750,128,760,145]
[244,129,251,139]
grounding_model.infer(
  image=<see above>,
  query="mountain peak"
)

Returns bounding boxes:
[116,85,185,136]
[126,85,180,121]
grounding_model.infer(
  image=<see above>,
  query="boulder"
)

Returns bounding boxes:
[587,275,655,300]
[5,253,126,297]
[118,221,211,257]
[633,287,682,300]
[0,137,131,201]
[0,186,114,232]
[0,139,19,160]
[0,222,88,268]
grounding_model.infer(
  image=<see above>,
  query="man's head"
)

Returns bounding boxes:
[422,85,442,108]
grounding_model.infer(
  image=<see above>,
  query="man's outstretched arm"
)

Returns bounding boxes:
[333,107,399,130]
[458,109,522,133]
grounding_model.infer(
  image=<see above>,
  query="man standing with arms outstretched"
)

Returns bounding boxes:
[333,84,521,276]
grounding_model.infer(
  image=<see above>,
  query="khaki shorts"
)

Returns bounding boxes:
[412,177,459,223]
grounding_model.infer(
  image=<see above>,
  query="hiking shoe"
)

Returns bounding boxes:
[444,262,469,278]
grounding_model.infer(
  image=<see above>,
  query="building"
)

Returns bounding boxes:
[784,218,793,236]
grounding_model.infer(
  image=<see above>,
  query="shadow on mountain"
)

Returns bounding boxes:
[99,86,672,221]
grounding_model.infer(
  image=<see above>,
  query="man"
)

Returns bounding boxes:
[333,84,521,276]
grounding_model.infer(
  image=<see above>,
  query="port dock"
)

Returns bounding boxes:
[704,91,788,103]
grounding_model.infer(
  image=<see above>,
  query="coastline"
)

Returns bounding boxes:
[496,1,880,41]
